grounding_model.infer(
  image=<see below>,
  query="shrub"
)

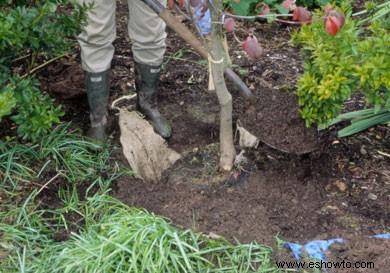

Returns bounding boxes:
[0,0,90,141]
[290,2,390,130]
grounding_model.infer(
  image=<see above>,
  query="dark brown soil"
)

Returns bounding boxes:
[34,1,390,272]
[326,237,390,273]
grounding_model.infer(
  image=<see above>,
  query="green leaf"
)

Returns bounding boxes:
[0,87,17,120]
[336,108,377,120]
[230,0,255,16]
[385,97,390,109]
[338,111,390,137]
[45,2,58,13]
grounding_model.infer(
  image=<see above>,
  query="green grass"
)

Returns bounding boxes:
[0,122,125,194]
[0,122,283,273]
[1,193,282,273]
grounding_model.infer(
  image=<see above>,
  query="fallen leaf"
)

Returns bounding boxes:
[242,36,264,59]
[334,180,347,192]
[207,232,222,240]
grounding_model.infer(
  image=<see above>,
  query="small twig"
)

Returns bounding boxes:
[165,52,207,66]
[12,52,31,63]
[231,30,244,44]
[174,3,190,21]
[267,42,289,49]
[206,0,218,16]
[378,150,390,158]
[21,54,69,79]
[26,51,37,76]
[224,13,293,20]
[274,18,311,24]
[36,171,63,196]
[223,12,325,26]
[14,176,45,188]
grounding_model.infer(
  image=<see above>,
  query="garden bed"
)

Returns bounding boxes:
[32,0,390,271]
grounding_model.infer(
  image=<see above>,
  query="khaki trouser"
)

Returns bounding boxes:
[77,0,167,73]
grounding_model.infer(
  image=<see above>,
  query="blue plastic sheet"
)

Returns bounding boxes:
[371,233,390,239]
[283,238,344,261]
[283,233,390,262]
[193,0,212,35]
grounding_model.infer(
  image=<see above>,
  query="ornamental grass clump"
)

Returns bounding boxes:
[1,193,279,273]
[0,123,119,194]
[50,194,277,273]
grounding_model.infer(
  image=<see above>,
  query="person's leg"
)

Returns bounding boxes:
[127,0,171,139]
[78,0,116,73]
[77,0,116,142]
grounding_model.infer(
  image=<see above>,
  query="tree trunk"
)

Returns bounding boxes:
[210,0,236,171]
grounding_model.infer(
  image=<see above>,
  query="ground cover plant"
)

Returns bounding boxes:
[0,123,122,194]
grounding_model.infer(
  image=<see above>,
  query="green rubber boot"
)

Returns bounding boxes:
[84,70,110,143]
[134,62,171,139]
